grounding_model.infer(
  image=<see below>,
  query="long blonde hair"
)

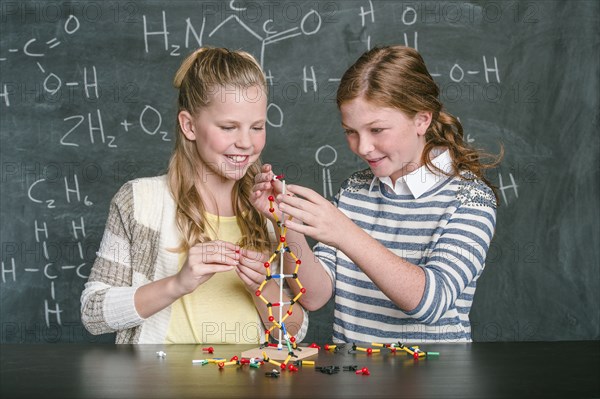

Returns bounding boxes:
[337,45,502,201]
[168,47,270,252]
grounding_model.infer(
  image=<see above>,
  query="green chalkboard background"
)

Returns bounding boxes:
[1,0,598,343]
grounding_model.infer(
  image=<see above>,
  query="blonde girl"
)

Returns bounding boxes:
[81,48,307,344]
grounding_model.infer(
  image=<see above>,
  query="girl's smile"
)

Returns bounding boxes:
[340,96,431,181]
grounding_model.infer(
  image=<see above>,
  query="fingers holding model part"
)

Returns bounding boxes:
[175,240,240,295]
[251,164,276,215]
[235,248,269,293]
[251,164,286,219]
[252,164,274,196]
[277,185,352,247]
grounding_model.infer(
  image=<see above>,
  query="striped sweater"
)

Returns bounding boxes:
[314,168,497,343]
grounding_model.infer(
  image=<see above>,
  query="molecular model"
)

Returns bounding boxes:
[254,175,306,369]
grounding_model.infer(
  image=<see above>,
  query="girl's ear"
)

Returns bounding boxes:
[178,111,196,141]
[414,111,433,136]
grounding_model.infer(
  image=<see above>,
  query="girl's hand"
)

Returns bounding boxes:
[235,248,269,294]
[277,184,354,248]
[174,240,240,296]
[251,163,286,220]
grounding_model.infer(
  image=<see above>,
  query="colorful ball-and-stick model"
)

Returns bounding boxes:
[254,175,306,369]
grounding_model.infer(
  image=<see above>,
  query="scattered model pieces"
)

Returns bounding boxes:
[349,342,440,358]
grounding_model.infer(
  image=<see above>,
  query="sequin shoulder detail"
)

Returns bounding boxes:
[456,171,497,208]
[341,169,374,193]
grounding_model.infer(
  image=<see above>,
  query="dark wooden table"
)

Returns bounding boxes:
[1,341,598,398]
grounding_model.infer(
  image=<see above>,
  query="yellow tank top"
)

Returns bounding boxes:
[165,213,262,344]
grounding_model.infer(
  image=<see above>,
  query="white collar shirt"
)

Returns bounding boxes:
[368,149,454,198]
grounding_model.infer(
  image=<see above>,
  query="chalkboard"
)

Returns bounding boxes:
[1,1,598,343]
